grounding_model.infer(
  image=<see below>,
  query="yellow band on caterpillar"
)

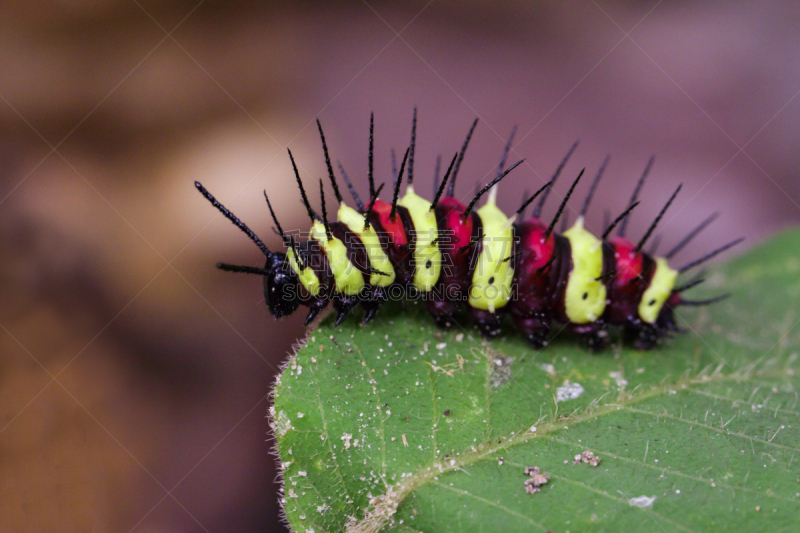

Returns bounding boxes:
[469,199,514,312]
[638,257,677,323]
[288,246,321,297]
[563,216,607,323]
[310,221,365,296]
[398,185,441,292]
[337,203,396,287]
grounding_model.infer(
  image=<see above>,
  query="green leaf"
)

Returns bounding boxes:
[271,230,800,533]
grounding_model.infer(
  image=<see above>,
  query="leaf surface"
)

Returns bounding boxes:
[272,230,800,533]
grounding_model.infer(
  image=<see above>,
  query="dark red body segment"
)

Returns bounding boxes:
[370,200,408,246]
[508,218,563,346]
[426,197,482,326]
[368,200,416,286]
[602,237,655,325]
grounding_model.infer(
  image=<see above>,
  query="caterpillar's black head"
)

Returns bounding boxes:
[263,252,301,319]
[194,181,302,320]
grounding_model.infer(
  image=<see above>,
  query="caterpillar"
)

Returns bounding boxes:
[195,110,741,350]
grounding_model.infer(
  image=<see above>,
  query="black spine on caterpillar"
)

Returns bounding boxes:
[195,111,741,350]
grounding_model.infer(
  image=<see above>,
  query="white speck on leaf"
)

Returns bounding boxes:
[556,381,585,402]
[539,363,556,375]
[629,495,656,508]
[273,410,292,437]
[609,371,628,388]
[341,433,353,450]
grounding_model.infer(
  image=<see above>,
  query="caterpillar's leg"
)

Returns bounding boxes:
[427,298,460,329]
[361,288,386,325]
[333,295,360,326]
[625,321,660,350]
[513,315,551,349]
[656,305,684,334]
[571,322,609,351]
[470,307,504,337]
[303,299,328,326]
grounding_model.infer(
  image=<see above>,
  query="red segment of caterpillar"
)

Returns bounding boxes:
[195,111,741,351]
[427,196,481,328]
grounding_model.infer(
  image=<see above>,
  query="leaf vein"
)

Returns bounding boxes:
[625,407,800,453]
[430,480,547,530]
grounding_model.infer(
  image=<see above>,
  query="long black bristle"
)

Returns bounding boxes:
[618,155,654,237]
[602,201,640,240]
[316,118,342,203]
[264,191,287,246]
[337,161,365,211]
[595,269,617,281]
[390,147,410,220]
[678,294,730,306]
[533,140,579,218]
[195,181,270,256]
[536,253,556,274]
[432,154,442,197]
[665,212,720,260]
[447,118,479,197]
[288,149,316,225]
[368,112,375,199]
[463,159,525,217]
[497,125,517,180]
[319,179,332,241]
[518,188,530,218]
[306,204,321,221]
[363,183,385,231]
[544,168,585,239]
[288,234,305,270]
[516,180,553,217]
[408,107,417,186]
[673,277,705,293]
[677,238,743,273]
[217,263,270,276]
[580,154,610,217]
[431,152,458,211]
[635,184,682,253]
[391,148,398,190]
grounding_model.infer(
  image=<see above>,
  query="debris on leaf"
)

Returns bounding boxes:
[523,466,550,494]
[609,370,628,387]
[556,381,585,402]
[574,450,600,466]
[629,495,656,508]
[488,351,515,387]
[426,354,465,377]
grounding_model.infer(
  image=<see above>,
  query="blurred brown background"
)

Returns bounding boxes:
[1,1,798,532]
